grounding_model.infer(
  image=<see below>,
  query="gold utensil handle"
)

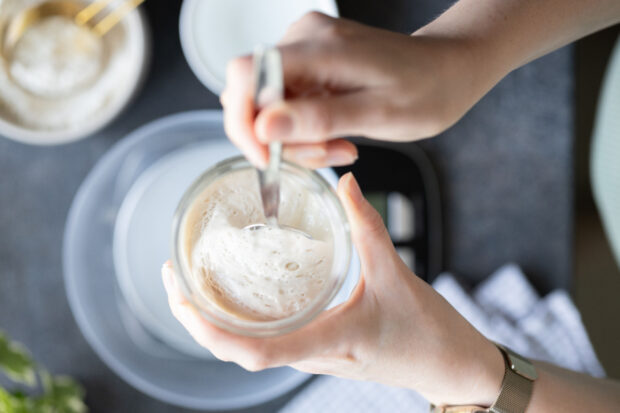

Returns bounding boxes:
[93,0,145,36]
[76,0,145,36]
[75,0,114,26]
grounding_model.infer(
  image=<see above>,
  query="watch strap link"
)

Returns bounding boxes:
[489,343,538,413]
[489,347,534,413]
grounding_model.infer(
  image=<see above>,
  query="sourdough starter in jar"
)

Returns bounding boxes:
[182,169,334,321]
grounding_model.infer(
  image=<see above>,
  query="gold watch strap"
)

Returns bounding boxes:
[489,345,536,413]
[488,363,533,413]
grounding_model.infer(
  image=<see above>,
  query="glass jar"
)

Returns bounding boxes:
[171,156,351,337]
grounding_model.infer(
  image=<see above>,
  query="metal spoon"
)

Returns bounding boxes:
[243,45,311,239]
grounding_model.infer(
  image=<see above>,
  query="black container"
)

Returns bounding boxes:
[335,140,442,282]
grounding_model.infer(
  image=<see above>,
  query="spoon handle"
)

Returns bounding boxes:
[77,0,146,36]
[253,46,283,226]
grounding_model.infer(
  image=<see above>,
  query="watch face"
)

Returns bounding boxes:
[509,355,538,380]
[502,347,538,380]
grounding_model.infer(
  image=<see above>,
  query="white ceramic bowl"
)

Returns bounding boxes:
[180,0,338,94]
[0,7,149,145]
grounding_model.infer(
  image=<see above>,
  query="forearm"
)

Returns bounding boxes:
[415,0,620,99]
[526,361,620,412]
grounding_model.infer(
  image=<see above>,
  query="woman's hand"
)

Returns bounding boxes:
[222,1,620,170]
[162,173,504,406]
[221,12,483,169]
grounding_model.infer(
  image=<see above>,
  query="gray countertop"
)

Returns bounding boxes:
[0,0,573,412]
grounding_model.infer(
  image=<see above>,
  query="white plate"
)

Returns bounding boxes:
[64,110,359,410]
[180,0,338,94]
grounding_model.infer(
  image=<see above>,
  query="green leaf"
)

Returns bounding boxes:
[0,386,15,412]
[0,331,88,412]
[0,386,32,413]
[0,332,36,386]
[39,369,53,394]
[35,375,87,413]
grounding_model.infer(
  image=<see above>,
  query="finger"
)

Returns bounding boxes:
[162,263,264,365]
[162,261,185,304]
[282,139,358,168]
[254,93,381,144]
[280,11,335,45]
[225,37,373,153]
[223,56,268,168]
[337,173,397,274]
[223,40,342,166]
[161,262,218,347]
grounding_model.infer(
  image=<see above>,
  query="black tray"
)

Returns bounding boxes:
[335,140,442,282]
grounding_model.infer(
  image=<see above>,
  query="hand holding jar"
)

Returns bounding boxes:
[163,172,504,407]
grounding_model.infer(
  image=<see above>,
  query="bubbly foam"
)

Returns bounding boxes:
[183,169,333,320]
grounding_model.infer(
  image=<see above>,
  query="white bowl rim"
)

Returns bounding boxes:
[0,8,150,146]
[179,0,339,95]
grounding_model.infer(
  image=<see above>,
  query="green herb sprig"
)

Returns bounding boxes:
[0,331,87,413]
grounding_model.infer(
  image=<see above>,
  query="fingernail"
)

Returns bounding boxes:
[258,108,294,143]
[326,150,358,166]
[162,263,175,291]
[345,172,364,204]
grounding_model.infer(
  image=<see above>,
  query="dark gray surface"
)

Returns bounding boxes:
[0,0,573,412]
[419,49,574,292]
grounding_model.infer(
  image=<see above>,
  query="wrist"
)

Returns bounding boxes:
[460,338,505,407]
[406,30,495,133]
[425,336,506,407]
[411,16,512,105]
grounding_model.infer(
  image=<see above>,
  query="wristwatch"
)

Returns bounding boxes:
[431,343,538,413]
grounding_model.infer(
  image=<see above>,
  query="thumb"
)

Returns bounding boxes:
[255,94,374,144]
[337,172,397,272]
